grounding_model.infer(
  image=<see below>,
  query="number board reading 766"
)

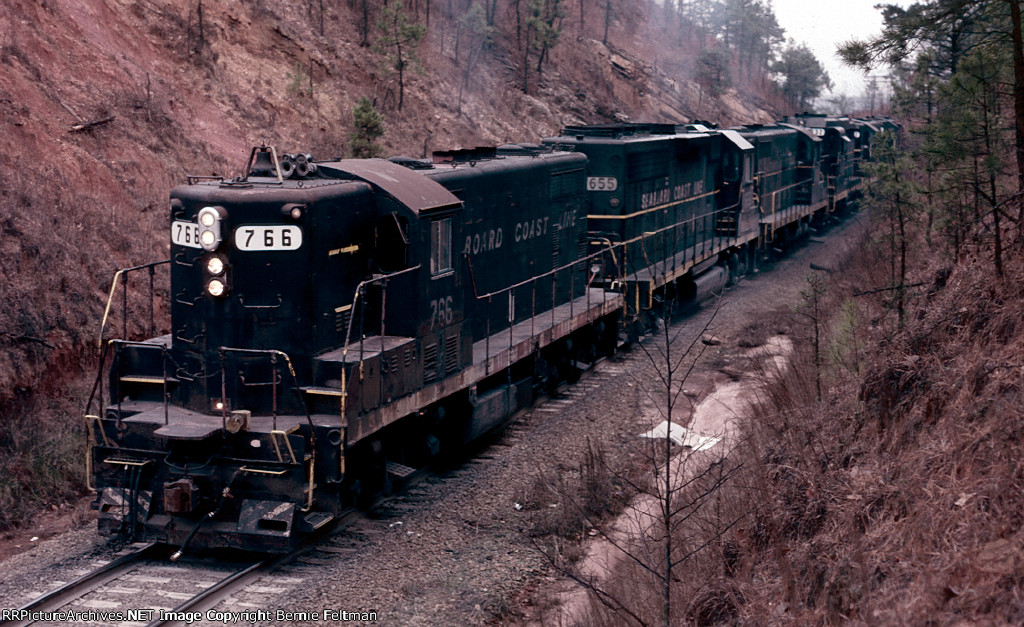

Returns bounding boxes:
[234,225,303,251]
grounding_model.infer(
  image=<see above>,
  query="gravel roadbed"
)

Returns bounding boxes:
[285,217,867,626]
[0,217,866,627]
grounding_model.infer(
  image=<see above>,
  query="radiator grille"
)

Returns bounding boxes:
[335,308,351,336]
[444,335,460,373]
[552,223,560,269]
[423,342,439,383]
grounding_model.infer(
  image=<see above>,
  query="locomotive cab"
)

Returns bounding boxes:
[715,129,756,239]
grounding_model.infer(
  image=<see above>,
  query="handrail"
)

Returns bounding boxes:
[88,260,171,454]
[463,207,733,371]
[97,260,171,351]
[106,339,172,426]
[218,346,316,511]
[470,207,729,304]
[333,264,423,477]
[339,264,423,369]
[470,243,613,301]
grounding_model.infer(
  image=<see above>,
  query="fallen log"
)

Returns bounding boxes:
[69,115,115,133]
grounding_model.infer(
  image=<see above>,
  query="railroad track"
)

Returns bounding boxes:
[2,543,165,627]
[1,312,690,627]
[1,542,257,627]
[0,519,359,627]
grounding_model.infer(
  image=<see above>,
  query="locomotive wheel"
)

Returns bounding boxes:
[565,361,581,384]
[348,440,388,508]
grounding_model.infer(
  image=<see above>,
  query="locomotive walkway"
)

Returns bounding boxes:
[343,288,623,444]
[473,287,622,375]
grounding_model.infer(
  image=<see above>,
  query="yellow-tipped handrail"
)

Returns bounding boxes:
[218,346,317,510]
[96,260,170,352]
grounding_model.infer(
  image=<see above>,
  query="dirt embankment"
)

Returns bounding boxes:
[730,240,1024,623]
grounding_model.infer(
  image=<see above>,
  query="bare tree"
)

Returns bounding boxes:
[865,130,915,326]
[795,272,828,401]
[186,0,205,60]
[456,2,494,113]
[602,0,612,45]
[528,299,749,626]
[357,0,372,47]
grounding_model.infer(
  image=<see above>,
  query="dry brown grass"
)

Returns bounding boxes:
[521,439,632,542]
[552,215,1024,625]
[728,227,1024,624]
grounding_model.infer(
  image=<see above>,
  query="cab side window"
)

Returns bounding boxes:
[430,217,452,276]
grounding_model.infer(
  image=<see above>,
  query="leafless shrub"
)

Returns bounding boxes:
[522,439,628,542]
[725,217,1024,623]
[522,304,775,625]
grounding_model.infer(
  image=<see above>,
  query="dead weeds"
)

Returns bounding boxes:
[729,229,1024,624]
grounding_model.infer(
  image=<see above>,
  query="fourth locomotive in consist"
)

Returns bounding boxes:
[87,114,895,553]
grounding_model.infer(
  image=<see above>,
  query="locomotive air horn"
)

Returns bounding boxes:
[279,154,295,178]
[295,153,316,177]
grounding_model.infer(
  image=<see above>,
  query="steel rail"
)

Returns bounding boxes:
[144,556,272,627]
[145,510,360,627]
[1,542,164,627]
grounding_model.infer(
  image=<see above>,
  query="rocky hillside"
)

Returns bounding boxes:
[0,0,779,525]
[0,0,776,403]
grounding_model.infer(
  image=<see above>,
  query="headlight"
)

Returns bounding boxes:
[207,278,226,297]
[206,256,226,276]
[197,206,225,251]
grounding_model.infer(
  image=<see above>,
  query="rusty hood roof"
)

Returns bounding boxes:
[318,158,462,215]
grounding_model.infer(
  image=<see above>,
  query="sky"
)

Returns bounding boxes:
[772,0,912,102]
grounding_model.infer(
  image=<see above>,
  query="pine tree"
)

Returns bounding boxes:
[349,97,386,158]
[374,1,427,111]
[842,1,1021,273]
[772,42,832,111]
[839,0,1024,194]
[695,48,731,105]
[522,0,564,93]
